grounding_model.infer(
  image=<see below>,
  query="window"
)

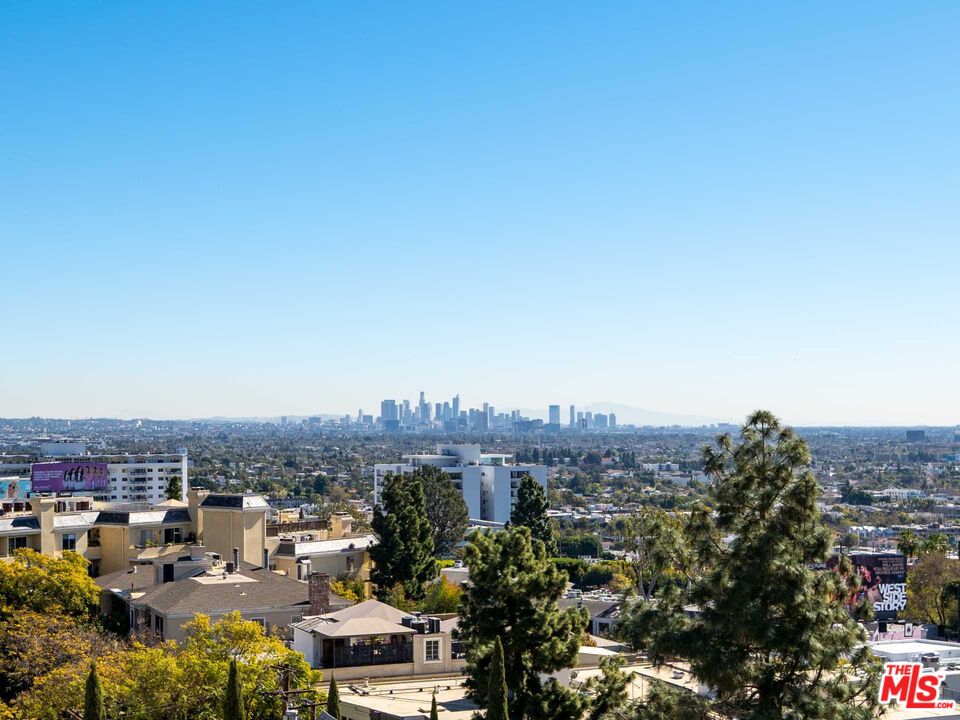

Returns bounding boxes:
[9,537,27,552]
[291,614,303,624]
[164,527,182,544]
[155,616,164,635]
[62,533,77,551]
[346,556,356,572]
[251,617,266,628]
[425,639,441,662]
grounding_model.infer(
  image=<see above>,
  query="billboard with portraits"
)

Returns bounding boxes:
[30,462,110,493]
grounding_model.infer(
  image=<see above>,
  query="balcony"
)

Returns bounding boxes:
[323,641,413,668]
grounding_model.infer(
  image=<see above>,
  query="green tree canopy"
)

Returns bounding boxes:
[12,611,320,720]
[906,552,960,626]
[510,475,555,553]
[0,548,99,620]
[616,411,882,720]
[459,526,585,718]
[418,465,470,557]
[165,475,183,501]
[622,506,688,602]
[371,473,437,600]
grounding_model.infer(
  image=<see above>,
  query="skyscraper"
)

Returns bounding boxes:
[380,399,399,423]
[452,394,460,419]
[549,405,561,425]
[569,405,576,427]
[610,413,617,429]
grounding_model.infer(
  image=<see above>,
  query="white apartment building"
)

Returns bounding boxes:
[1,443,189,505]
[373,444,547,523]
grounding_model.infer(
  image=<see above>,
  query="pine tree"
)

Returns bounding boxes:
[616,411,883,720]
[430,693,440,720]
[83,661,106,720]
[509,475,555,553]
[485,637,508,720]
[223,659,246,720]
[326,676,340,718]
[371,473,437,599]
[459,526,586,719]
[418,465,469,557]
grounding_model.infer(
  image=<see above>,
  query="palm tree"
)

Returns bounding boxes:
[897,529,920,559]
[921,533,950,556]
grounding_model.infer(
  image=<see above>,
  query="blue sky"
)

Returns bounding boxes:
[2,3,958,425]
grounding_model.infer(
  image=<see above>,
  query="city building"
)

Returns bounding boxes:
[0,442,189,505]
[96,554,350,642]
[292,597,464,680]
[373,444,547,523]
[0,490,376,584]
[549,405,561,425]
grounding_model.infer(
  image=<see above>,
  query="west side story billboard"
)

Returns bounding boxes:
[30,462,109,493]
[827,552,908,621]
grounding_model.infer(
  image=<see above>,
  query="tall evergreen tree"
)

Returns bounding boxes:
[510,475,555,553]
[83,661,106,720]
[459,526,585,719]
[371,473,437,599]
[223,659,246,720]
[616,411,882,720]
[430,693,439,720]
[418,465,469,557]
[326,676,340,718]
[485,637,508,720]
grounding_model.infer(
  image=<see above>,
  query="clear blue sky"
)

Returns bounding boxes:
[2,3,958,425]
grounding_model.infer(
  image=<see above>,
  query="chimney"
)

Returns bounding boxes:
[232,547,240,570]
[262,548,270,571]
[308,572,331,615]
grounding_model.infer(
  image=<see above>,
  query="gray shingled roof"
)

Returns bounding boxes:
[135,564,349,616]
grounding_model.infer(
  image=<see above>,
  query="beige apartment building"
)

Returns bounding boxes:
[0,489,375,584]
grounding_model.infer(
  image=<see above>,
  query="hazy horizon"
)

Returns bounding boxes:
[2,4,958,426]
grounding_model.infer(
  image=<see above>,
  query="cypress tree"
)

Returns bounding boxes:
[485,637,508,720]
[459,526,586,718]
[223,659,246,720]
[83,661,106,720]
[430,693,439,720]
[371,474,437,599]
[326,676,340,718]
[510,475,555,553]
